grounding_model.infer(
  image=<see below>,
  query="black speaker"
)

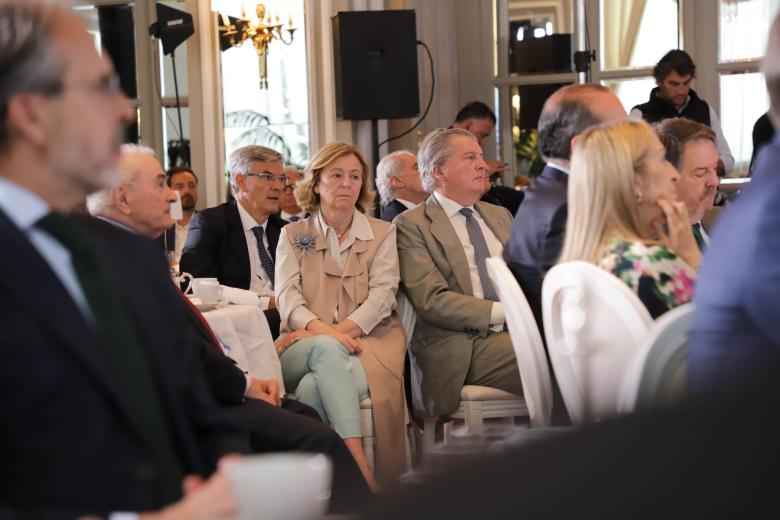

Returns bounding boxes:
[516,83,571,128]
[510,33,572,74]
[332,10,420,120]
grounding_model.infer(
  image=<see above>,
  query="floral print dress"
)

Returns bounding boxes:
[599,238,696,319]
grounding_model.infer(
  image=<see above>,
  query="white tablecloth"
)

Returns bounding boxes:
[202,304,284,393]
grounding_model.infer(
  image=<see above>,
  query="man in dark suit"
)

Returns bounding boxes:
[503,84,627,327]
[88,144,373,512]
[376,150,427,222]
[688,13,780,398]
[180,145,288,338]
[0,2,247,516]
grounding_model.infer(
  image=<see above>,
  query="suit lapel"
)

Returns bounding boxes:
[226,203,251,287]
[425,197,474,295]
[475,201,511,244]
[0,212,153,443]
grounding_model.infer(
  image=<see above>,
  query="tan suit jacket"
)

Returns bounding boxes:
[277,215,406,485]
[396,195,513,416]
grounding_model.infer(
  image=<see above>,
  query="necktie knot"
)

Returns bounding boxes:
[289,215,300,222]
[459,207,474,218]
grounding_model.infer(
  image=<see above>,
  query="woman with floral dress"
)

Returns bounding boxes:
[558,120,700,318]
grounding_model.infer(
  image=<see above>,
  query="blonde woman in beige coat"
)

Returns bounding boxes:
[274,142,406,490]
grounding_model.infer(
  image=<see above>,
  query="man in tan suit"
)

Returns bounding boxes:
[396,128,522,417]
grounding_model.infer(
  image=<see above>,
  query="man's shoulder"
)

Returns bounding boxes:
[267,213,288,231]
[475,199,512,225]
[395,199,430,225]
[518,168,567,214]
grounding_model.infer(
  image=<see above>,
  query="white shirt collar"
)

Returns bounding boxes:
[315,207,373,242]
[0,177,50,231]
[281,209,307,221]
[236,200,267,232]
[96,215,136,234]
[433,191,475,218]
[394,198,418,210]
[546,162,570,175]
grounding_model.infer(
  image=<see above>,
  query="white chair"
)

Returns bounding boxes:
[486,256,554,427]
[542,261,653,425]
[401,291,527,450]
[618,303,694,414]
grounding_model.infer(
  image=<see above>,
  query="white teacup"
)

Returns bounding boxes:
[226,453,332,520]
[191,277,222,303]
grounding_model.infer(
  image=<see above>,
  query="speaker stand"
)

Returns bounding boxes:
[371,118,381,218]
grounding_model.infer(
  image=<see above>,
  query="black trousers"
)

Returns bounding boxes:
[263,308,281,339]
[223,397,372,513]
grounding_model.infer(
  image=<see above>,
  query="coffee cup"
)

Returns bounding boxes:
[191,278,222,303]
[226,453,332,520]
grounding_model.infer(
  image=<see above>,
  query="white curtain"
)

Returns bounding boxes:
[602,0,648,69]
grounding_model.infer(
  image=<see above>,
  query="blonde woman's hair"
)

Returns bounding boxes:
[558,120,656,264]
[295,142,376,214]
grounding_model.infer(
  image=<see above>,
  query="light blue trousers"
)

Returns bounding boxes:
[280,334,370,439]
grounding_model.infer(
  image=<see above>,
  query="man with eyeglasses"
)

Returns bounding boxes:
[279,166,307,222]
[0,1,250,517]
[180,145,288,338]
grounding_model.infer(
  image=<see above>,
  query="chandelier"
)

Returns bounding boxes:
[213,2,297,89]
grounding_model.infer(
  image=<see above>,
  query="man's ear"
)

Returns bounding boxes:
[570,134,581,154]
[389,175,405,189]
[5,95,49,147]
[112,184,132,215]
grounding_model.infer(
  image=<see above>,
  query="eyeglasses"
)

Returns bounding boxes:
[48,73,123,98]
[242,171,290,186]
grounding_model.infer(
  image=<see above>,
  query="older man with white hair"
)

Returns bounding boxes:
[395,128,522,419]
[87,143,177,236]
[376,150,427,222]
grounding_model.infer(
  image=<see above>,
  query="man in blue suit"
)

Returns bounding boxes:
[688,14,780,397]
[503,84,627,327]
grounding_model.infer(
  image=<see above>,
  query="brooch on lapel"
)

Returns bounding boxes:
[292,232,316,253]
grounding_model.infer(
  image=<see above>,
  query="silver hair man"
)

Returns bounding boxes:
[228,145,283,194]
[376,150,417,206]
[417,127,478,193]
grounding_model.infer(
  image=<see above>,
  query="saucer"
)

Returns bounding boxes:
[195,301,220,312]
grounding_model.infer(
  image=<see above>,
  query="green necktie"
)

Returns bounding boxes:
[37,212,184,503]
[692,223,706,252]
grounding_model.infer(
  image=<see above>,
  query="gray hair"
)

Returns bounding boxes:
[418,128,477,193]
[376,149,416,206]
[0,0,71,150]
[228,145,283,194]
[86,143,156,215]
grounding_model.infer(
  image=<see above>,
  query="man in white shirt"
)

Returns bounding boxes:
[180,145,288,338]
[655,118,720,251]
[166,166,199,263]
[0,1,248,517]
[396,128,522,418]
[376,150,427,222]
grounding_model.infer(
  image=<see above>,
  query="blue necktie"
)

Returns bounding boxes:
[288,215,300,222]
[252,225,275,288]
[459,208,498,301]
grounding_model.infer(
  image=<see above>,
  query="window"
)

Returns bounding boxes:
[219,0,309,168]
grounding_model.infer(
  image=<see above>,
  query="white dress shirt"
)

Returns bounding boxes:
[173,219,190,264]
[433,191,505,330]
[236,201,274,310]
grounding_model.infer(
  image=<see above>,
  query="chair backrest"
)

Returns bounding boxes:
[486,257,554,427]
[618,303,694,414]
[397,291,429,416]
[542,261,653,425]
